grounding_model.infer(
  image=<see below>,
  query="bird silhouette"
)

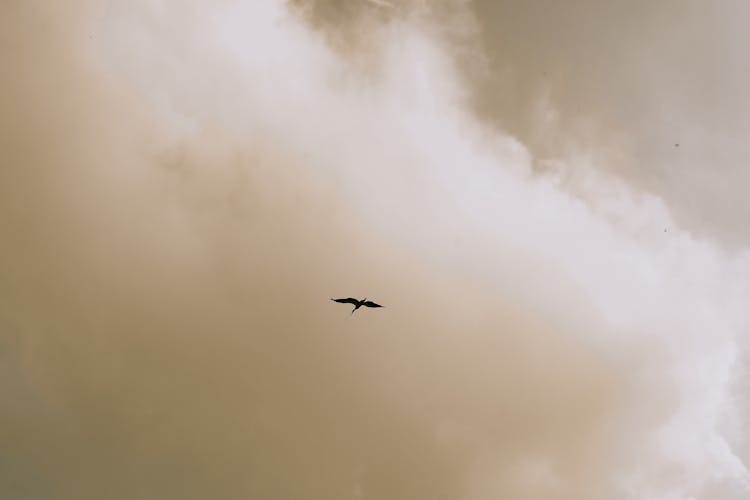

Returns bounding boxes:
[331,297,384,315]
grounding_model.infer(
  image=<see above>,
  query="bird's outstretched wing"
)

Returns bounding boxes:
[332,297,360,305]
[362,301,383,308]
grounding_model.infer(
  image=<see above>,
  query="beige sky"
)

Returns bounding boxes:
[1,1,749,499]
[469,0,750,250]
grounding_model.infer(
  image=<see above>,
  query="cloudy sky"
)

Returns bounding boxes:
[2,1,749,499]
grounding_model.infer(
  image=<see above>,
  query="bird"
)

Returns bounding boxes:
[331,297,384,315]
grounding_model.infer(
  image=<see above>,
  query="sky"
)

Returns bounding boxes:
[1,1,749,499]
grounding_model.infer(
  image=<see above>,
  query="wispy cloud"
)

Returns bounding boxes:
[1,1,748,499]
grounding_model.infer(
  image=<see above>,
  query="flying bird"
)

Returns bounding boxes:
[331,297,384,315]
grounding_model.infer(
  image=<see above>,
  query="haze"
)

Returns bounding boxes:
[2,1,749,499]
